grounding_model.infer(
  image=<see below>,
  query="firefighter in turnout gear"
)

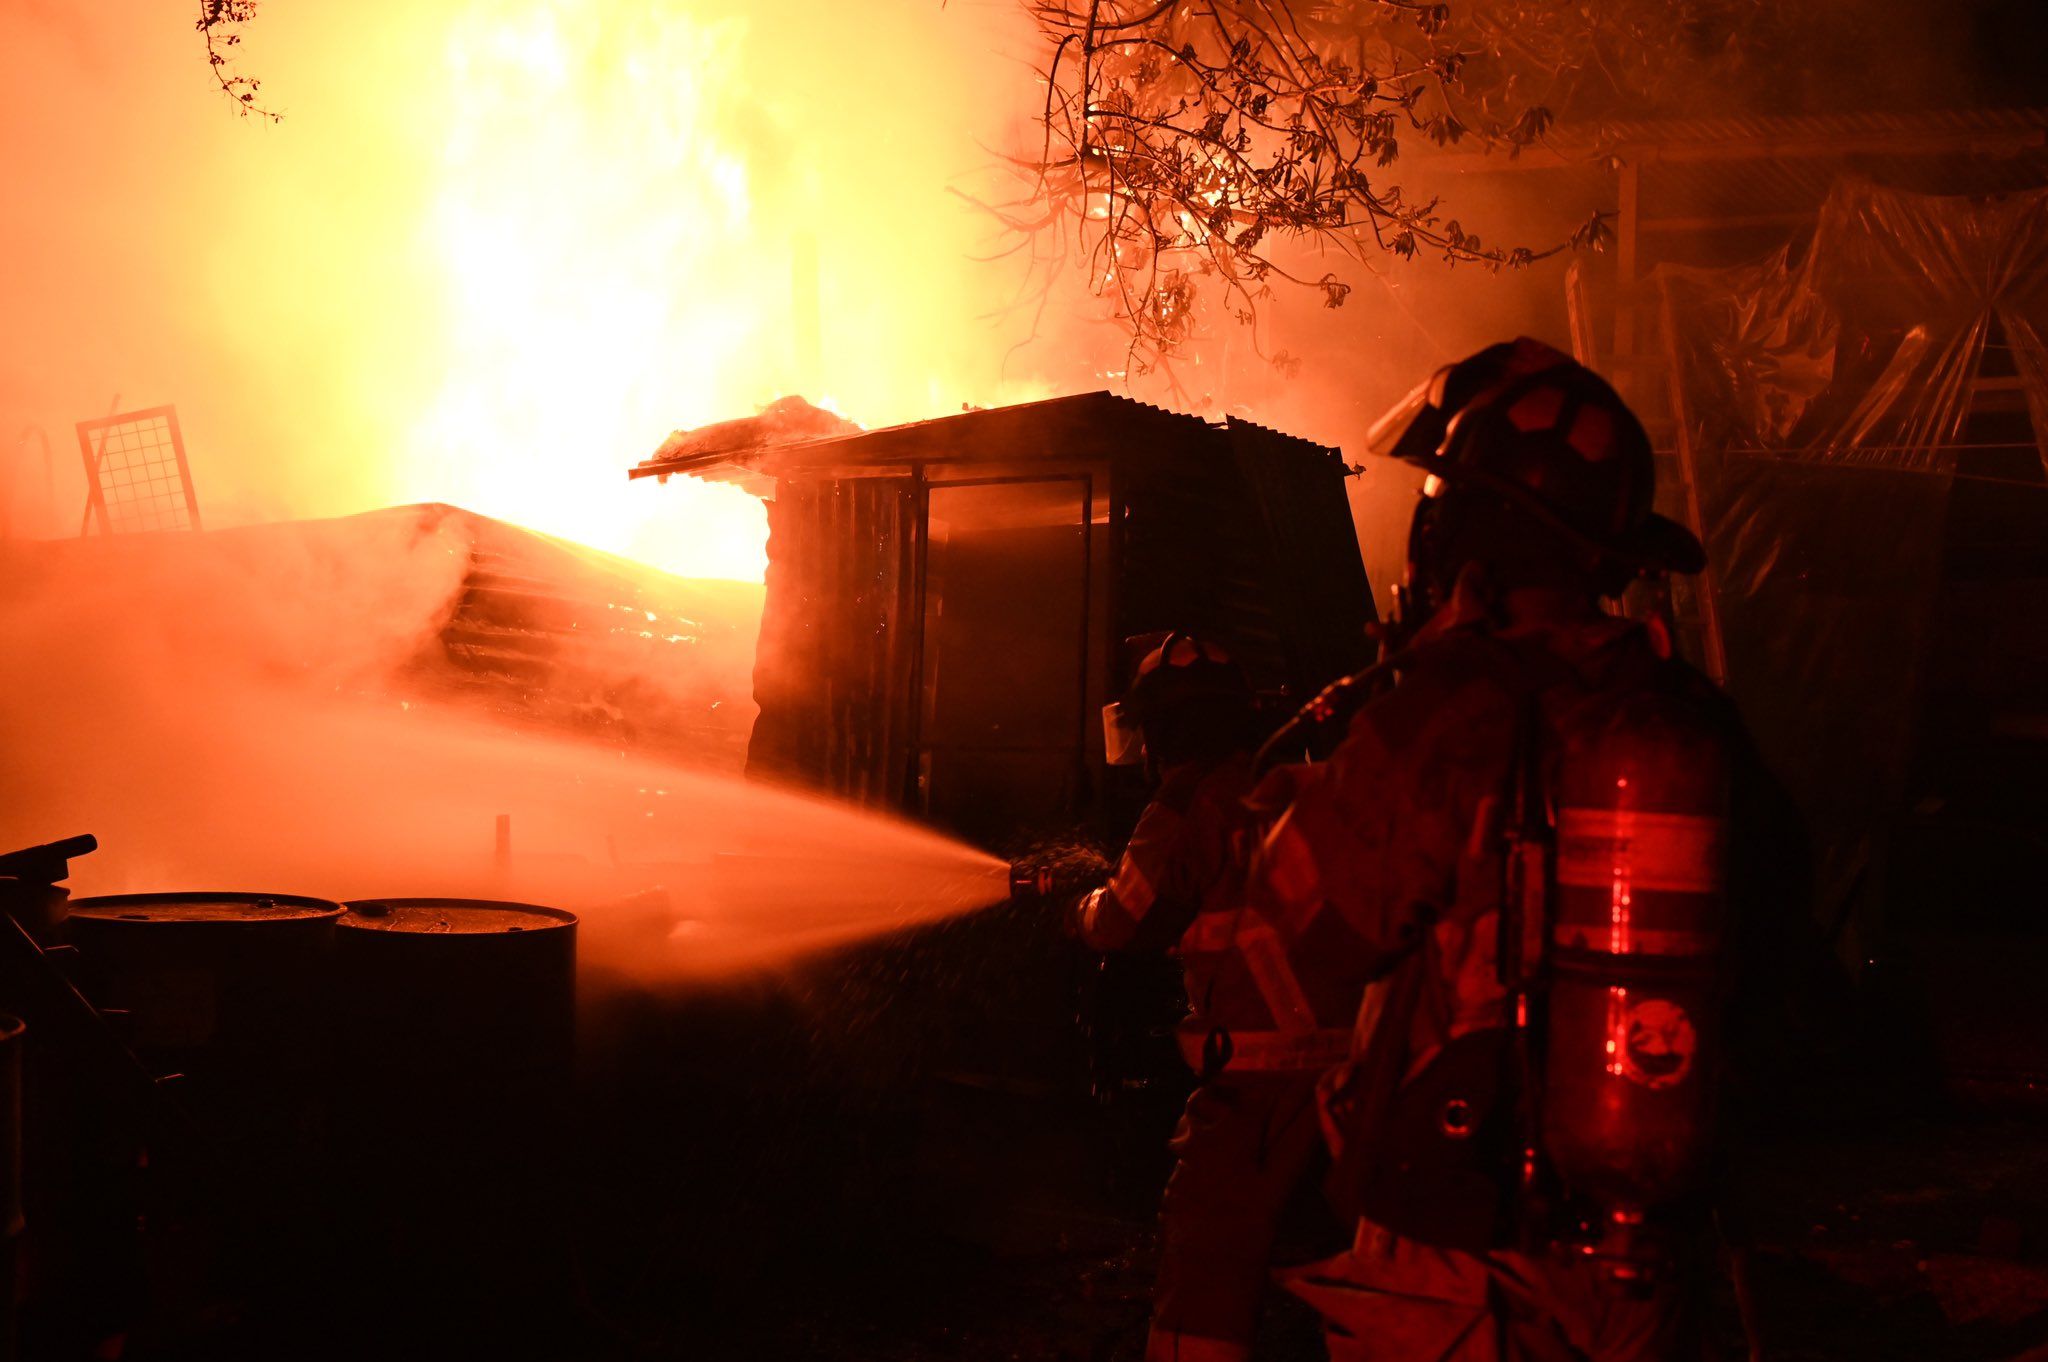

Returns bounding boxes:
[1072,634,1370,1362]
[1249,339,1794,1361]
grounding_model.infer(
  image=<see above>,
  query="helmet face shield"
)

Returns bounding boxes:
[1102,700,1144,766]
[1362,375,1448,464]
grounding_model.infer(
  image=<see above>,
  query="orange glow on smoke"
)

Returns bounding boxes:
[1,0,1051,582]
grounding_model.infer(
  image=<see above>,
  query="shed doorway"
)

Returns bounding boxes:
[916,476,1092,841]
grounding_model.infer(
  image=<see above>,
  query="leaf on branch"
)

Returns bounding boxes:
[1570,211,1615,254]
[1510,105,1554,144]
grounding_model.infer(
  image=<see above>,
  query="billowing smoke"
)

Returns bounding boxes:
[0,0,1070,578]
[0,515,1006,977]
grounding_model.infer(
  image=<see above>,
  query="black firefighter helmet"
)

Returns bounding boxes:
[1369,338,1704,608]
[1105,632,1254,768]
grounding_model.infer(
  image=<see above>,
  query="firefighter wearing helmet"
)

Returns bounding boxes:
[1072,633,1372,1362]
[1243,338,1798,1360]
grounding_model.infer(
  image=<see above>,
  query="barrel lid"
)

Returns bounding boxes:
[341,898,576,935]
[69,892,344,924]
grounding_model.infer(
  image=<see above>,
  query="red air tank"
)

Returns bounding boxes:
[1542,691,1731,1222]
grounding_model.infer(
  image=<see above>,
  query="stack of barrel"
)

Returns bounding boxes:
[47,891,576,1342]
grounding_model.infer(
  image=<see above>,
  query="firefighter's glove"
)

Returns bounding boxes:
[1064,888,1101,941]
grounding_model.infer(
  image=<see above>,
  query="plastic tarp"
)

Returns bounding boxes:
[1653,178,2048,956]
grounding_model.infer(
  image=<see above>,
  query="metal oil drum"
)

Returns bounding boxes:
[61,894,343,1309]
[61,894,341,1119]
[333,899,576,1315]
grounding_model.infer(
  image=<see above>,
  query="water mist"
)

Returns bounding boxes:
[0,512,1008,979]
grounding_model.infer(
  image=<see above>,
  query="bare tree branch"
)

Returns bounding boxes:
[196,0,281,122]
[992,0,1793,371]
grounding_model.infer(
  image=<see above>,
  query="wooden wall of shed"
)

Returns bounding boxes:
[746,477,917,806]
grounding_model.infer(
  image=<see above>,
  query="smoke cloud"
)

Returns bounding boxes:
[0,0,1072,577]
[0,517,1006,977]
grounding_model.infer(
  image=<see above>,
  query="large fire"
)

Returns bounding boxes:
[410,4,772,578]
[1,0,1053,582]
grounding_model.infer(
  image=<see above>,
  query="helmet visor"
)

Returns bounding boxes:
[1362,375,1449,465]
[1102,701,1144,766]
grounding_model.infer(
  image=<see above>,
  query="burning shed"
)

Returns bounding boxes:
[633,393,1375,843]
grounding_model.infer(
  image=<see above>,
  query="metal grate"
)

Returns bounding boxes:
[76,405,201,535]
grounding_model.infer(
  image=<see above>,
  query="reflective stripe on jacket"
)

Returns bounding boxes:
[1078,751,1377,1069]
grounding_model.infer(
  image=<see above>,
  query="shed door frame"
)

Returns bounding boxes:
[908,471,1095,826]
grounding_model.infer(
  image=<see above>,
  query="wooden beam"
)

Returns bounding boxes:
[1410,125,2047,176]
[1613,159,1641,360]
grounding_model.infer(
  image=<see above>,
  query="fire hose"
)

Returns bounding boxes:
[1252,655,1403,774]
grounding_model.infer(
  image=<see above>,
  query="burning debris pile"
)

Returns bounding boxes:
[5,501,761,763]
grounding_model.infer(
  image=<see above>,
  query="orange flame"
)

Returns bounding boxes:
[400,0,1054,580]
[2,0,1057,582]
[408,4,770,578]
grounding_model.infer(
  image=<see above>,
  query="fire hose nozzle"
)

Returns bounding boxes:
[1009,862,1054,900]
[0,834,98,886]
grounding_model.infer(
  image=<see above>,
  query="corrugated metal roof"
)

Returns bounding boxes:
[631,391,1224,486]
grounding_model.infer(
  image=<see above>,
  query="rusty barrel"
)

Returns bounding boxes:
[333,899,576,1315]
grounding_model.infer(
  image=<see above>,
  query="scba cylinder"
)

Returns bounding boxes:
[1543,693,1731,1214]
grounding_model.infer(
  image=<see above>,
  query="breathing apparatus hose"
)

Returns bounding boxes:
[1252,655,1403,775]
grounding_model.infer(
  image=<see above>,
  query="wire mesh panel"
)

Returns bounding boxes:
[76,405,201,534]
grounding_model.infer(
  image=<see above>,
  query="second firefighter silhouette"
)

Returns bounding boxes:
[1072,634,1372,1362]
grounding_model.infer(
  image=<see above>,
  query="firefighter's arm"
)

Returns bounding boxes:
[1246,724,1425,1159]
[1070,801,1200,953]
